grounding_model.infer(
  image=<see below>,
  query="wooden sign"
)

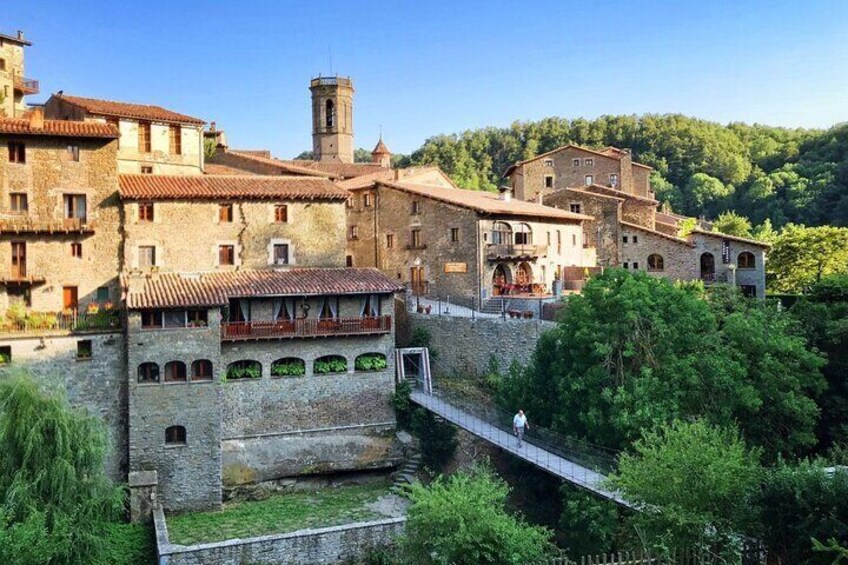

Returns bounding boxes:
[444,262,468,273]
[722,239,731,264]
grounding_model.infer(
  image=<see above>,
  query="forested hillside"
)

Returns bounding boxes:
[405,115,848,227]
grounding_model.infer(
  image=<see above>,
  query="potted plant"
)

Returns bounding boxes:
[524,310,533,319]
[424,305,432,314]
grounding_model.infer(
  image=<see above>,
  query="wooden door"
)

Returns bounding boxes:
[10,242,25,279]
[410,266,425,295]
[63,286,78,311]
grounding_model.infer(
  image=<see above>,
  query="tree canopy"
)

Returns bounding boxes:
[767,224,848,293]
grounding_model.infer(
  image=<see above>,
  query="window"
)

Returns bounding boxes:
[271,357,305,378]
[140,165,153,174]
[450,227,460,242]
[584,158,594,166]
[274,204,288,223]
[623,235,628,244]
[63,194,87,224]
[386,234,394,248]
[557,230,562,254]
[96,286,110,302]
[411,201,420,215]
[7,142,25,164]
[0,345,11,364]
[165,425,186,446]
[411,229,423,248]
[609,173,619,187]
[77,340,92,360]
[138,246,156,267]
[544,158,554,167]
[10,193,27,213]
[346,197,354,208]
[164,361,187,383]
[547,232,551,246]
[632,262,639,270]
[191,360,213,381]
[647,254,664,271]
[364,193,373,207]
[138,362,160,383]
[141,310,163,328]
[70,242,83,258]
[67,145,80,162]
[584,175,593,186]
[164,310,186,328]
[187,310,207,327]
[273,243,289,265]
[572,158,580,167]
[325,99,335,128]
[572,234,577,246]
[623,262,629,269]
[349,225,358,240]
[11,241,25,279]
[569,203,581,214]
[138,121,151,153]
[169,125,181,155]
[514,223,532,245]
[740,285,757,298]
[219,203,233,222]
[226,360,262,380]
[633,236,638,243]
[738,252,755,269]
[218,245,235,266]
[138,202,154,222]
[0,59,5,71]
[346,255,354,267]
[544,175,554,189]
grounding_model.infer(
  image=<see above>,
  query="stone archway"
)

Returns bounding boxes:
[700,252,715,282]
[516,262,533,288]
[492,263,512,296]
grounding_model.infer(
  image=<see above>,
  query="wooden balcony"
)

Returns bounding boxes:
[13,76,39,95]
[221,316,392,342]
[0,217,94,235]
[486,243,548,260]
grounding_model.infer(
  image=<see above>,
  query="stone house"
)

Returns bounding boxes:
[124,268,403,512]
[0,111,122,311]
[44,93,206,175]
[345,179,594,305]
[0,30,37,118]
[118,174,349,272]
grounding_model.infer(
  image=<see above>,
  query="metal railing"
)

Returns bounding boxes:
[221,316,391,341]
[0,310,121,334]
[486,243,548,259]
[13,75,39,94]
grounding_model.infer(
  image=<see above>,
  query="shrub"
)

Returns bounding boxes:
[355,353,388,372]
[314,355,347,374]
[392,379,413,430]
[411,408,457,473]
[226,361,262,380]
[271,358,306,377]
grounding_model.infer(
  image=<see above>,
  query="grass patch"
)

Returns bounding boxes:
[97,521,156,565]
[167,482,392,545]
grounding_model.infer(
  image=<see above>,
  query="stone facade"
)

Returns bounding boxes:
[0,31,34,118]
[0,132,121,311]
[544,188,622,268]
[122,198,347,272]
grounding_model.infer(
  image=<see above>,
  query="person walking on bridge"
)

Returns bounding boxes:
[513,409,529,448]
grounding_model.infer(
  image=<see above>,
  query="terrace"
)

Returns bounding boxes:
[0,306,121,336]
[221,315,392,341]
[13,75,39,95]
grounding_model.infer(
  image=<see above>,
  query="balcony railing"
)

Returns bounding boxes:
[0,310,121,335]
[221,315,392,341]
[486,243,548,260]
[0,217,94,235]
[13,76,39,95]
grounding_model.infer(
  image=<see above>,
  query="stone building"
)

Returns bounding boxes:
[0,30,37,118]
[0,110,122,311]
[345,179,594,305]
[310,76,354,163]
[504,143,769,296]
[44,93,206,175]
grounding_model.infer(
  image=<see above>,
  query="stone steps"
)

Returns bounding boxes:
[392,452,422,489]
[481,298,507,315]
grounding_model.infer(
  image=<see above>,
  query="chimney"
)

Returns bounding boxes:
[535,192,544,205]
[17,30,24,41]
[29,107,44,130]
[210,121,217,132]
[498,185,512,203]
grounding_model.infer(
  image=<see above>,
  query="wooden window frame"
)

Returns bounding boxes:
[386,234,394,248]
[450,227,460,242]
[169,125,182,155]
[67,145,80,162]
[544,175,554,189]
[9,193,28,213]
[138,121,151,153]
[411,229,423,249]
[191,360,213,381]
[219,203,233,223]
[274,204,288,223]
[138,202,154,222]
[218,244,235,266]
[70,242,83,258]
[7,141,25,164]
[138,362,160,383]
[569,203,581,214]
[273,243,289,265]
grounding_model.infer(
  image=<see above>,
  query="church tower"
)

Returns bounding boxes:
[310,76,354,163]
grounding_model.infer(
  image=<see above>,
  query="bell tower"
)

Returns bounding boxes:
[310,76,354,163]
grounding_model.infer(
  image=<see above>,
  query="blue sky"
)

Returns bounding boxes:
[10,0,848,158]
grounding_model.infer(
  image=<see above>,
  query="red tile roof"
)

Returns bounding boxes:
[281,160,386,179]
[119,174,349,201]
[620,221,694,247]
[691,228,770,248]
[0,117,119,138]
[124,268,405,309]
[338,166,456,191]
[372,137,391,155]
[52,94,205,125]
[582,184,658,205]
[204,163,255,176]
[225,151,334,177]
[378,181,592,222]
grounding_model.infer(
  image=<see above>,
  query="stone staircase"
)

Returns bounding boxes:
[481,297,507,315]
[392,451,422,488]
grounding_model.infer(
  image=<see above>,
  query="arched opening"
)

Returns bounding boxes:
[165,425,186,445]
[491,222,512,246]
[516,262,534,287]
[226,360,262,380]
[355,352,388,372]
[138,362,159,383]
[738,252,755,269]
[514,223,533,246]
[325,99,335,128]
[164,361,187,382]
[271,357,306,378]
[647,254,665,272]
[314,355,347,374]
[191,359,213,381]
[700,253,715,282]
[492,263,512,296]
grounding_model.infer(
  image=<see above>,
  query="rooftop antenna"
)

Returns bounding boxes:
[329,45,334,76]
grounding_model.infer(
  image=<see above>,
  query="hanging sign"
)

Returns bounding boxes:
[721,239,731,264]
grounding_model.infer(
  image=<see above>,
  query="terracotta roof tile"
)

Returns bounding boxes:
[119,174,349,201]
[583,184,659,205]
[53,94,205,125]
[204,163,256,176]
[282,160,386,179]
[337,169,396,190]
[225,151,334,177]
[124,268,405,309]
[503,144,652,177]
[378,181,591,222]
[620,221,694,247]
[691,228,770,248]
[0,118,119,138]
[372,137,391,155]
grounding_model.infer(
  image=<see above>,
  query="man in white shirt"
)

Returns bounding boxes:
[513,409,529,448]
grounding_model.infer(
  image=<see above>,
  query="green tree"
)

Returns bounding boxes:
[767,224,848,292]
[558,484,620,556]
[610,420,762,556]
[683,173,733,216]
[752,218,778,244]
[410,408,457,472]
[401,467,554,564]
[0,372,122,564]
[711,210,753,238]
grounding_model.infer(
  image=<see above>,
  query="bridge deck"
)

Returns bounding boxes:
[410,390,630,507]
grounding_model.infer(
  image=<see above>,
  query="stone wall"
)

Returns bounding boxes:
[621,198,656,230]
[155,505,405,565]
[0,331,127,481]
[620,226,695,282]
[516,146,626,202]
[545,188,621,268]
[410,313,553,378]
[0,39,26,117]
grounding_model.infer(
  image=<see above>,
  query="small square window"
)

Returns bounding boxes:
[77,339,92,360]
[450,227,460,242]
[71,242,83,258]
[543,158,554,167]
[364,193,373,207]
[411,201,420,215]
[572,158,580,167]
[569,203,581,214]
[633,262,639,270]
[165,425,186,446]
[609,173,619,187]
[138,202,154,222]
[386,234,394,248]
[584,158,594,166]
[218,245,235,266]
[96,286,110,302]
[10,193,28,213]
[349,225,359,240]
[623,262,629,269]
[140,166,153,174]
[67,145,80,162]
[274,204,288,223]
[187,310,208,327]
[273,243,289,265]
[623,236,628,244]
[141,310,163,328]
[0,345,11,364]
[544,175,554,189]
[219,204,233,223]
[633,236,638,244]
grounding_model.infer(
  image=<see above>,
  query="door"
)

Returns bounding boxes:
[10,242,26,279]
[700,253,715,282]
[63,286,78,311]
[410,266,425,296]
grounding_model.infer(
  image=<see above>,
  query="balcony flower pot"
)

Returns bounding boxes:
[424,305,432,314]
[523,311,533,319]
[416,305,424,314]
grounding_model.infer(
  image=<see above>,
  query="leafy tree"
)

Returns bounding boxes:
[767,224,848,292]
[609,420,762,556]
[558,484,620,556]
[711,210,753,238]
[0,372,122,564]
[410,408,457,472]
[751,218,778,244]
[294,150,313,160]
[401,467,554,564]
[683,173,733,217]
